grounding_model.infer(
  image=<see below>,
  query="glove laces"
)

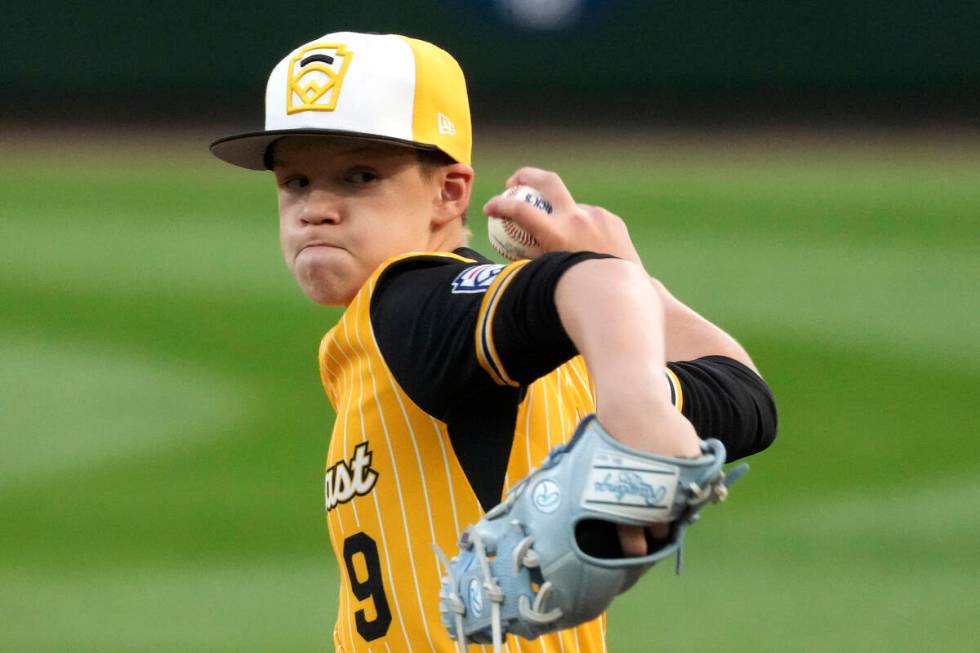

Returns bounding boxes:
[433,543,468,653]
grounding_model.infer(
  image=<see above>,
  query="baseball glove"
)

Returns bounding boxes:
[435,414,748,652]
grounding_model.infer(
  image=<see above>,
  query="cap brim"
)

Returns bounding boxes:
[210,129,445,170]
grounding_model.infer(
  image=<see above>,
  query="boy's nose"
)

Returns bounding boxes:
[302,190,342,225]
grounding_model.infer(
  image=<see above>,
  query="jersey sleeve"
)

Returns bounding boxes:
[370,254,516,421]
[667,356,778,461]
[473,251,614,387]
[369,251,610,418]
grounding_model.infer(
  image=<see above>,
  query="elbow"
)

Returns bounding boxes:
[755,416,778,454]
[751,385,779,454]
[727,378,777,460]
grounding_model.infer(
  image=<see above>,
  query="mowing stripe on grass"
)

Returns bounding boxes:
[0,330,249,494]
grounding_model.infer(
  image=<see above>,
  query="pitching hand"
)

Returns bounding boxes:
[483,167,642,264]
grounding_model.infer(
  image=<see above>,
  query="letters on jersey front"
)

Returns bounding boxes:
[325,442,379,511]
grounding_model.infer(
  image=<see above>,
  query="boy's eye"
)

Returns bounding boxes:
[282,175,309,190]
[346,170,378,184]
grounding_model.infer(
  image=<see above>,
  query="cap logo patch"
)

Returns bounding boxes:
[286,43,353,114]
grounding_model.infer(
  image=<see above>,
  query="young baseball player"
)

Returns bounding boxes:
[211,31,776,653]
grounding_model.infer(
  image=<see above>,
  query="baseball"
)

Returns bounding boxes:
[487,185,554,261]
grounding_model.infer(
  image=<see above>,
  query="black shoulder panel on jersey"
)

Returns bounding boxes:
[667,356,778,461]
[371,249,503,418]
[371,250,522,511]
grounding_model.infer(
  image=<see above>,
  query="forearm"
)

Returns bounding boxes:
[648,277,759,374]
[555,258,700,458]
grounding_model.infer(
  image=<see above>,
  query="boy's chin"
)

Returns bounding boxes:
[291,262,362,306]
[296,273,361,305]
[301,283,355,306]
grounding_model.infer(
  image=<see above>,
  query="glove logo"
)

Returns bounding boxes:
[582,449,679,521]
[468,578,484,617]
[531,479,562,513]
[286,43,354,114]
[593,472,667,506]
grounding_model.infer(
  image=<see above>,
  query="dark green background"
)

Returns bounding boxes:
[5,1,980,122]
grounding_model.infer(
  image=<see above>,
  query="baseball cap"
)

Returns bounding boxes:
[210,31,472,169]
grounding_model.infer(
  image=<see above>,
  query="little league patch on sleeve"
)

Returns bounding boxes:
[581,449,679,522]
[451,264,505,294]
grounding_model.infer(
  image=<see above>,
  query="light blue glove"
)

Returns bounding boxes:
[436,414,748,652]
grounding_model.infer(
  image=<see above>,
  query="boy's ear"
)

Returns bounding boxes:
[433,163,474,226]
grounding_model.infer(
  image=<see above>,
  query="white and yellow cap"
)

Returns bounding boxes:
[211,31,471,169]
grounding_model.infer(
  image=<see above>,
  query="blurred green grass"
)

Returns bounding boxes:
[1,133,978,651]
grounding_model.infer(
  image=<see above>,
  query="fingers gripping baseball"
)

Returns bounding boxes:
[483,167,642,263]
[505,167,577,213]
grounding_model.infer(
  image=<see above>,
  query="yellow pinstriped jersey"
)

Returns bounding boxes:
[319,252,684,652]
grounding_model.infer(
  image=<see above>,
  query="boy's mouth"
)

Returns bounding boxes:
[300,240,340,252]
[295,240,345,263]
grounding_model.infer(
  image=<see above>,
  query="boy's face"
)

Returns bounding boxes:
[273,136,449,305]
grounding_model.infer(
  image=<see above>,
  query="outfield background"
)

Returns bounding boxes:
[2,2,979,651]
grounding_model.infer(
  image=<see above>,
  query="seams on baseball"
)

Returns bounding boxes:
[487,185,553,261]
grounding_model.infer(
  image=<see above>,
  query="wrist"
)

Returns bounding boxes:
[596,396,700,458]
